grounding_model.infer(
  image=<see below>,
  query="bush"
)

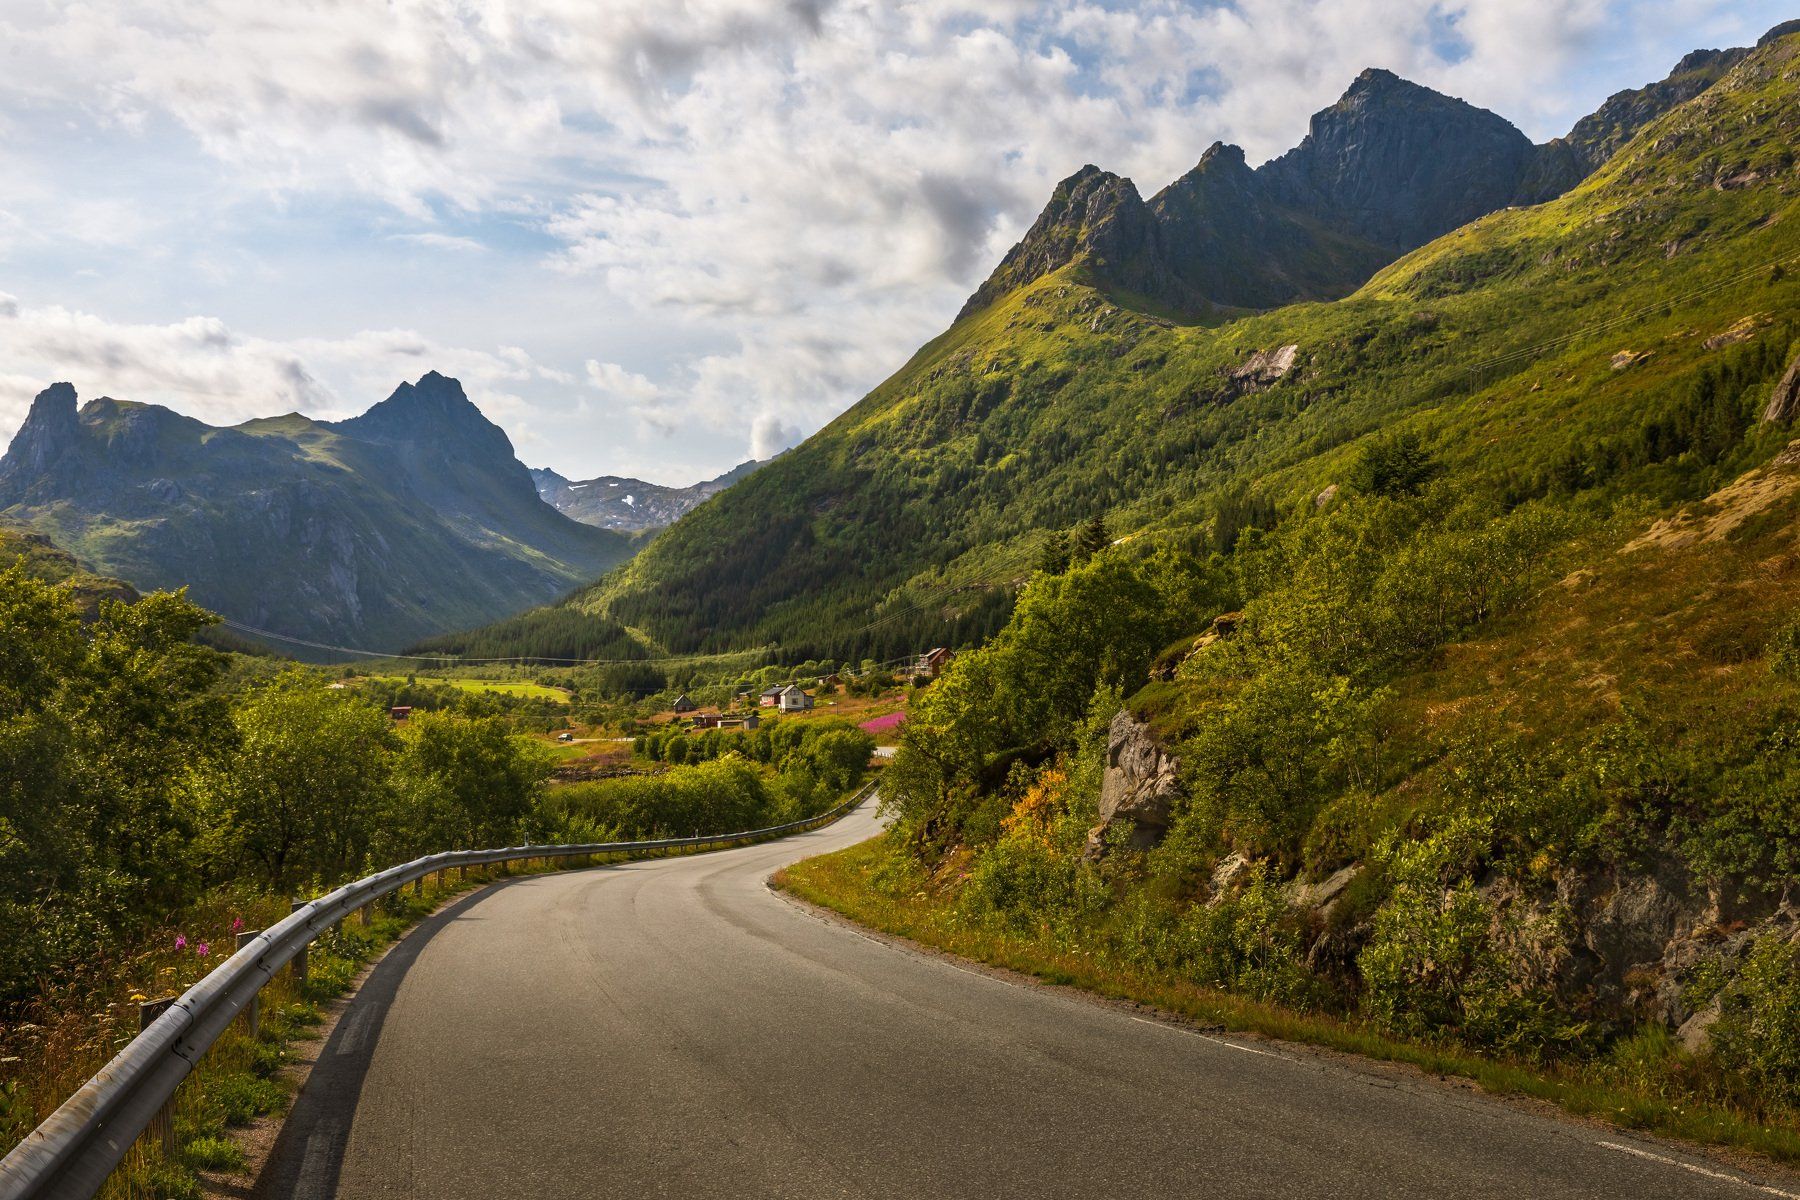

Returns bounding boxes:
[184,1133,248,1171]
[1710,936,1800,1108]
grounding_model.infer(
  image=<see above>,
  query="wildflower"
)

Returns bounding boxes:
[231,917,243,933]
[129,993,147,1002]
[195,943,210,958]
[174,934,187,951]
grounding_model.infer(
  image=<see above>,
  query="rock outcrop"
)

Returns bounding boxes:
[1084,710,1181,859]
[1762,348,1800,423]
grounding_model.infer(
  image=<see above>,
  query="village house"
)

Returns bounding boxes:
[777,684,814,714]
[719,712,762,731]
[915,647,953,679]
[672,694,697,714]
[758,684,786,708]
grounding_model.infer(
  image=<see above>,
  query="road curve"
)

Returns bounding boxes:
[254,796,1797,1200]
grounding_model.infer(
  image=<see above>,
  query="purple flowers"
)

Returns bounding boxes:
[174,934,187,951]
[231,917,244,933]
[195,943,209,958]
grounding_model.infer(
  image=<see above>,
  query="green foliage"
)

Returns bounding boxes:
[1359,823,1585,1056]
[1348,430,1439,497]
[1710,936,1800,1107]
[183,1134,248,1172]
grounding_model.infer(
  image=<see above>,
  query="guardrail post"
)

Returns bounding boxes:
[412,875,424,897]
[138,997,177,1147]
[359,902,372,927]
[235,930,261,1038]
[290,899,309,987]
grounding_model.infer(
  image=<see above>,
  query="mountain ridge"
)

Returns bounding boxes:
[531,457,768,533]
[0,373,635,654]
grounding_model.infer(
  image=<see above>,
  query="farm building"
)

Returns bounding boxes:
[672,694,697,713]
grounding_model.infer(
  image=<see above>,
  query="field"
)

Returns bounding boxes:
[359,675,571,703]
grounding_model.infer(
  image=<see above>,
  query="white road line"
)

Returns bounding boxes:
[1598,1140,1800,1198]
[1128,1014,1290,1061]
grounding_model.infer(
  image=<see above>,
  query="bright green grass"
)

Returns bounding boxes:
[363,675,571,703]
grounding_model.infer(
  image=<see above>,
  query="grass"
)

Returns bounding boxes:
[777,836,1800,1168]
[360,674,571,703]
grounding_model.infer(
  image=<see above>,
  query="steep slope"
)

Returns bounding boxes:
[532,458,766,533]
[442,26,1800,665]
[0,372,634,653]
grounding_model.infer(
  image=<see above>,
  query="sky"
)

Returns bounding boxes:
[0,1,1790,485]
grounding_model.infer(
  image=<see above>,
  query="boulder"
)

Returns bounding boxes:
[1083,710,1181,859]
[1677,1000,1721,1056]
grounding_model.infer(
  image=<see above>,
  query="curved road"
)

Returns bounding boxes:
[255,797,1797,1199]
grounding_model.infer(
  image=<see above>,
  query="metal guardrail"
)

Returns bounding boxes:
[0,782,877,1200]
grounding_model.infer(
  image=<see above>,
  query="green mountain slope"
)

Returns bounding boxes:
[0,372,636,654]
[450,28,1798,667]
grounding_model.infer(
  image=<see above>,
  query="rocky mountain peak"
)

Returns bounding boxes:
[332,371,515,460]
[1257,70,1534,249]
[2,382,81,480]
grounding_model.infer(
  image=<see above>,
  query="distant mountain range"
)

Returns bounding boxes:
[0,371,634,653]
[531,459,766,533]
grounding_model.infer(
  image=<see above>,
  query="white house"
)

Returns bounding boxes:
[777,684,814,713]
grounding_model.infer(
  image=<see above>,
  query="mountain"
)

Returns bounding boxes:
[0,371,635,654]
[961,46,1757,320]
[431,27,1797,665]
[531,458,766,533]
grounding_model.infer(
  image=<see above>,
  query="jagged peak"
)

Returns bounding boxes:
[335,371,507,447]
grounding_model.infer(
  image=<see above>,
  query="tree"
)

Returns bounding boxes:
[1072,514,1110,563]
[1349,431,1439,498]
[225,673,396,888]
[391,711,552,854]
[1037,530,1071,575]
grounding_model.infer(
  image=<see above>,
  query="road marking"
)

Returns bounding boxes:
[336,1005,375,1057]
[294,1117,343,1200]
[1598,1141,1800,1197]
[1128,1015,1289,1061]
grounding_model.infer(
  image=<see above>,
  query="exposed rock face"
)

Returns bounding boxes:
[1762,349,1800,423]
[1258,68,1535,250]
[958,166,1191,321]
[1084,710,1181,859]
[960,42,1753,323]
[1231,345,1300,389]
[3,383,80,481]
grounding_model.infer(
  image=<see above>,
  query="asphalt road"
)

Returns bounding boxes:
[255,795,1799,1199]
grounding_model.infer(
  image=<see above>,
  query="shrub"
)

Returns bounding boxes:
[1710,936,1800,1108]
[184,1133,248,1171]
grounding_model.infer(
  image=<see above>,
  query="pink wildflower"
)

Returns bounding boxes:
[231,917,243,933]
[195,943,209,958]
[174,934,187,951]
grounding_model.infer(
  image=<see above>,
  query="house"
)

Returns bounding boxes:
[689,713,722,730]
[389,706,412,721]
[672,694,697,713]
[777,684,814,713]
[758,685,786,708]
[721,712,762,731]
[915,647,953,679]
